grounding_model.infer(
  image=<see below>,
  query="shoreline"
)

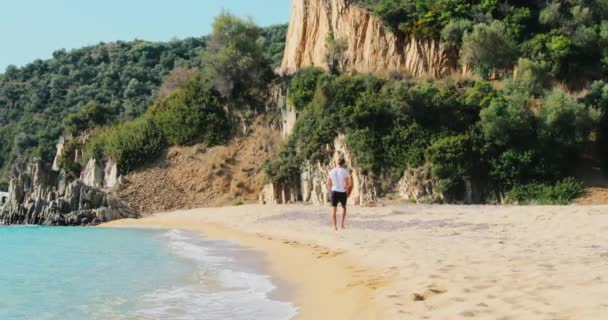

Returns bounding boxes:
[102,204,608,319]
[101,208,387,320]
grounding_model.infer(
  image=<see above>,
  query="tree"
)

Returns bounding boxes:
[479,95,535,147]
[537,89,597,162]
[506,58,551,97]
[201,12,274,107]
[157,67,197,100]
[426,133,480,197]
[441,19,473,48]
[151,75,228,146]
[583,81,608,172]
[63,102,112,135]
[461,21,518,78]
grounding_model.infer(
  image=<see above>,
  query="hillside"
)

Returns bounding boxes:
[119,120,282,213]
[3,1,608,226]
[0,23,287,190]
[270,0,608,205]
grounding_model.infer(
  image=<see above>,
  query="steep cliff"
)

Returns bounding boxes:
[279,0,457,77]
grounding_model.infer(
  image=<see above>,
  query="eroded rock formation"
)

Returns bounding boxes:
[279,0,457,77]
[398,165,443,203]
[80,158,120,189]
[259,134,377,206]
[0,159,136,226]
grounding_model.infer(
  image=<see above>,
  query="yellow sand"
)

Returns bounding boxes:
[102,204,608,320]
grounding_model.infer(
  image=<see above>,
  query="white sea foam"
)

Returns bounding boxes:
[162,229,231,266]
[123,229,298,320]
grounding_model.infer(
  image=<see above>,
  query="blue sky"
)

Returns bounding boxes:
[0,0,291,71]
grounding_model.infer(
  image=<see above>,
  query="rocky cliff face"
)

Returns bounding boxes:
[80,158,120,189]
[266,83,298,139]
[279,0,457,77]
[260,134,377,206]
[260,83,378,207]
[0,160,136,226]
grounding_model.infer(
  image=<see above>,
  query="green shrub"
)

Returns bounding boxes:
[464,81,498,108]
[583,81,608,173]
[151,75,228,146]
[508,178,584,205]
[489,149,543,188]
[538,89,596,154]
[85,117,165,174]
[479,95,535,147]
[63,102,112,136]
[264,142,302,185]
[288,67,325,110]
[506,58,552,97]
[425,133,479,196]
[382,123,433,171]
[346,128,380,174]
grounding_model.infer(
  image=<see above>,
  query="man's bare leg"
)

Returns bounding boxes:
[332,207,338,231]
[341,206,347,229]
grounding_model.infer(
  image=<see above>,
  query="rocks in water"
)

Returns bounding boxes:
[0,159,136,226]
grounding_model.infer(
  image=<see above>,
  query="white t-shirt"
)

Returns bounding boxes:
[329,167,349,192]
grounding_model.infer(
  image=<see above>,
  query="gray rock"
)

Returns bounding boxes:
[0,159,138,226]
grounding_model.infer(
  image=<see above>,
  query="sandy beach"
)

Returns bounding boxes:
[103,204,608,320]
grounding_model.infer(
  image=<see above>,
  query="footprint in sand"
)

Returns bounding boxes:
[460,310,476,317]
[473,284,491,290]
[412,287,447,301]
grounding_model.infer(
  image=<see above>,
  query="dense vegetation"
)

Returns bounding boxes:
[266,0,608,204]
[79,13,278,175]
[0,21,286,187]
[265,68,599,203]
[353,0,608,83]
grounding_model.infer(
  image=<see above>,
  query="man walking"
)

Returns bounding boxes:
[327,158,352,231]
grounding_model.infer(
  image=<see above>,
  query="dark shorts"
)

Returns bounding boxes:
[330,191,347,208]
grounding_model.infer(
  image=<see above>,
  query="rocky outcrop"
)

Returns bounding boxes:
[80,158,120,189]
[51,137,65,171]
[258,183,300,205]
[398,165,443,203]
[259,134,378,206]
[279,0,457,77]
[267,83,298,139]
[0,159,136,226]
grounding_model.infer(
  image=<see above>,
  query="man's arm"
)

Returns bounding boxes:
[327,176,332,190]
[345,174,353,196]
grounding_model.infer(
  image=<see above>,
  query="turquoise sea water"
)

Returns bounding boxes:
[0,226,297,320]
